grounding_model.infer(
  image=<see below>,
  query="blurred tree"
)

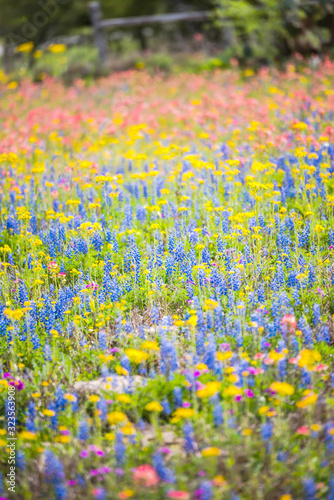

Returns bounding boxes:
[0,0,89,46]
[213,0,334,64]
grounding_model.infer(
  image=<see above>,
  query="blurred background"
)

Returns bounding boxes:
[1,0,334,83]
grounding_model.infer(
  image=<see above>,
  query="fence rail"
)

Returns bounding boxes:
[88,1,210,64]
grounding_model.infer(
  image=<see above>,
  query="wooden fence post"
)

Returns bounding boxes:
[89,1,108,64]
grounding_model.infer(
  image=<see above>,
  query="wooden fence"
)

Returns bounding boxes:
[88,1,210,64]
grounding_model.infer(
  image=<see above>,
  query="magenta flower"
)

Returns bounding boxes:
[158,446,171,454]
[95,449,105,457]
[9,379,25,391]
[67,480,77,486]
[80,449,89,458]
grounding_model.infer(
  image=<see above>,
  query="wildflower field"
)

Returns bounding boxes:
[1,61,334,500]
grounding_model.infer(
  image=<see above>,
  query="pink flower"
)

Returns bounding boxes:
[98,466,112,474]
[297,426,310,436]
[132,464,159,487]
[313,363,327,372]
[245,389,254,398]
[167,491,190,499]
[281,314,297,333]
[48,261,58,270]
[193,33,203,42]
[80,449,89,458]
[93,489,105,498]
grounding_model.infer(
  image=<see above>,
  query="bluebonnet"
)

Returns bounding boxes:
[78,419,90,441]
[184,422,196,453]
[196,481,213,500]
[303,478,317,500]
[213,400,224,426]
[115,432,126,466]
[153,451,175,483]
[98,329,108,351]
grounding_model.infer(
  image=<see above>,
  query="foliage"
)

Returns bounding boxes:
[213,0,334,63]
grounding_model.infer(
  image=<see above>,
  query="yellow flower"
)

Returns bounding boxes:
[216,351,233,362]
[270,382,294,396]
[48,43,66,53]
[16,42,34,53]
[268,350,285,362]
[117,394,131,404]
[145,401,163,412]
[19,431,37,440]
[43,409,55,417]
[298,349,322,369]
[196,363,208,371]
[125,348,149,364]
[171,408,195,422]
[187,315,197,327]
[88,395,100,403]
[64,393,76,402]
[55,435,70,444]
[197,381,221,398]
[104,432,115,441]
[141,341,159,351]
[201,447,222,457]
[118,490,134,498]
[32,392,41,398]
[242,428,253,436]
[212,475,225,486]
[108,411,127,425]
[296,392,318,408]
[223,385,241,397]
[259,406,270,415]
[121,422,136,435]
